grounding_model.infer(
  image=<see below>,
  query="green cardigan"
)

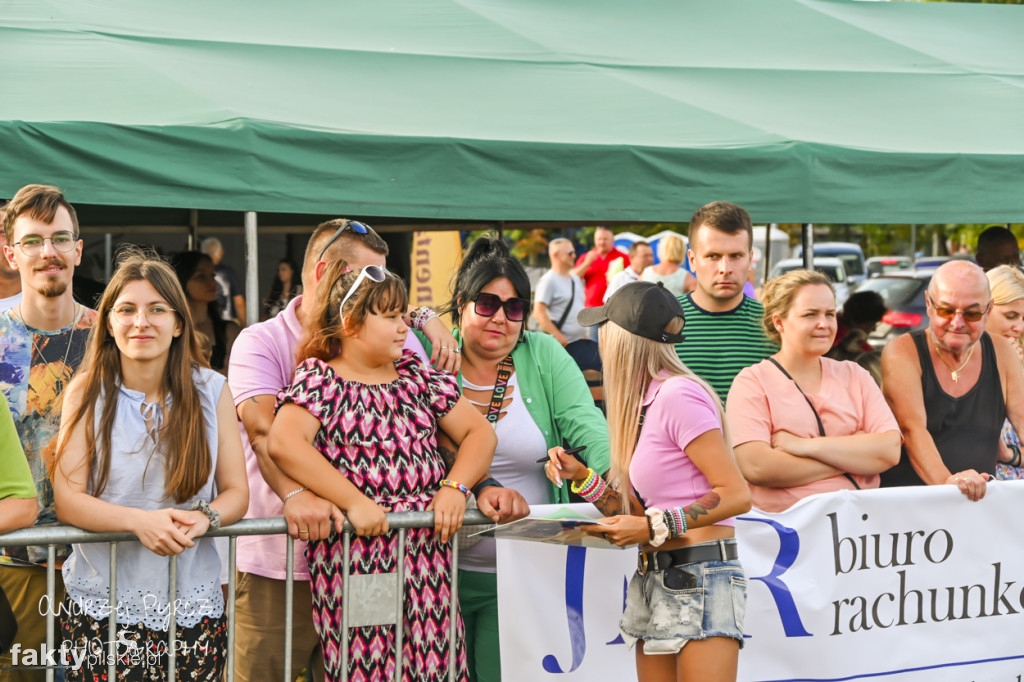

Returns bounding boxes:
[415,329,611,504]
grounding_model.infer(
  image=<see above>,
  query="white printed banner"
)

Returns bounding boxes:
[497,483,1024,681]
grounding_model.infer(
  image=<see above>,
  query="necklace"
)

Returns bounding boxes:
[928,329,976,384]
[16,303,80,396]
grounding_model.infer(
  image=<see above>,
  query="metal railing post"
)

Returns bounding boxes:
[284,534,294,682]
[108,542,118,679]
[227,536,237,682]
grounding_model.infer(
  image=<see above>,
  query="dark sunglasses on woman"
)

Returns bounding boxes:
[472,292,529,322]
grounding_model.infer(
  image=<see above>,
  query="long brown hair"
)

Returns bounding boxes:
[296,260,409,363]
[54,249,212,503]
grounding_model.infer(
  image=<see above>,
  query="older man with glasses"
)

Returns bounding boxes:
[881,260,1024,500]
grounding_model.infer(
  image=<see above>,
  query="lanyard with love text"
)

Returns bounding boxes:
[486,356,514,427]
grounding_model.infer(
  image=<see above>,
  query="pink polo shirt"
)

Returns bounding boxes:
[726,357,900,513]
[629,374,733,527]
[228,295,429,580]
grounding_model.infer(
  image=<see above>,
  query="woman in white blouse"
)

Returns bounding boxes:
[53,250,248,681]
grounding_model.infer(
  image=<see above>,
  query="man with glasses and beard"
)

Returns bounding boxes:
[881,260,1024,501]
[0,185,99,682]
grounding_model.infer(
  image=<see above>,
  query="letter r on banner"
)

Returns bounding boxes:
[738,516,812,637]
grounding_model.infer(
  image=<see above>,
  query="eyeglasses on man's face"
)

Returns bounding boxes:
[12,231,78,257]
[927,292,989,323]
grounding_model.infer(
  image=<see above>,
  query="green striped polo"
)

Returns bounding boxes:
[674,294,777,404]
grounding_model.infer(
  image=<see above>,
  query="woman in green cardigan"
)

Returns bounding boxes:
[415,235,609,682]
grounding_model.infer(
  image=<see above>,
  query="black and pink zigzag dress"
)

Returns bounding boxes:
[278,351,468,682]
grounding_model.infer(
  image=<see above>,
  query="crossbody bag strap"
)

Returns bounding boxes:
[486,355,515,426]
[554,277,576,331]
[766,358,861,490]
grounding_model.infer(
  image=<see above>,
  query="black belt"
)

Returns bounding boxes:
[637,540,738,575]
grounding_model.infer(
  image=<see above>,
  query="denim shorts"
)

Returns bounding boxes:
[619,542,747,655]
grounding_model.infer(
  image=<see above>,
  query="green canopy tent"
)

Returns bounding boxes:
[3,0,1023,315]
[3,0,1023,223]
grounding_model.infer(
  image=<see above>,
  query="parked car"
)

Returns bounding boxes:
[866,256,913,278]
[856,270,932,348]
[770,257,851,307]
[795,242,867,287]
[914,256,951,271]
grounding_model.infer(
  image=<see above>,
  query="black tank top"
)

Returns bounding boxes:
[881,330,1004,487]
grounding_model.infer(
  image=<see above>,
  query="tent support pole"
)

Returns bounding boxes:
[104,233,113,282]
[910,224,917,259]
[244,212,258,327]
[763,224,773,285]
[189,209,199,251]
[801,224,814,269]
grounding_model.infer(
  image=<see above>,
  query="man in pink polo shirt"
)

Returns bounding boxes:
[228,220,456,682]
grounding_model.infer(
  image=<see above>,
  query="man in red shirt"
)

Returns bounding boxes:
[573,226,630,309]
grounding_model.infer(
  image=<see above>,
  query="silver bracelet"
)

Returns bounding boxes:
[189,499,221,532]
[282,487,308,504]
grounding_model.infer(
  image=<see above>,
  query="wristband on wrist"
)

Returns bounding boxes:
[409,306,439,331]
[644,508,670,547]
[282,487,307,504]
[189,499,221,532]
[439,478,472,498]
[472,477,502,497]
[1010,445,1022,468]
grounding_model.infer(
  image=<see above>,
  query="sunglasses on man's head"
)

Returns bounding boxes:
[318,220,372,261]
[472,292,529,322]
[927,292,989,323]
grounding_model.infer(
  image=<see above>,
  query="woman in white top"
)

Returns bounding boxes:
[53,250,248,682]
[641,234,695,297]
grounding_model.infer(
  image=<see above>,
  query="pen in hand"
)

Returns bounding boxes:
[536,445,587,464]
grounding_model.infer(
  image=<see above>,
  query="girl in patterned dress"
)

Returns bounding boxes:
[268,261,495,682]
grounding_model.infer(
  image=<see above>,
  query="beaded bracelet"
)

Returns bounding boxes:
[439,478,472,498]
[664,507,688,539]
[409,306,439,331]
[570,468,608,503]
[645,514,655,543]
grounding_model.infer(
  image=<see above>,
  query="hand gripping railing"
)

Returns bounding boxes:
[0,510,493,682]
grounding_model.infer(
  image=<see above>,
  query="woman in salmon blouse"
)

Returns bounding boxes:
[726,269,901,512]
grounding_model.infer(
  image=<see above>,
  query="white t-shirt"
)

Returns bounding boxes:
[0,292,22,313]
[535,270,587,343]
[460,372,548,573]
[604,267,641,302]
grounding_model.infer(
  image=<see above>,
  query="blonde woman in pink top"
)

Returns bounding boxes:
[727,269,901,513]
[542,281,751,682]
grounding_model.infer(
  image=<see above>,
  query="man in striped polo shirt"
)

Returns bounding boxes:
[675,201,777,403]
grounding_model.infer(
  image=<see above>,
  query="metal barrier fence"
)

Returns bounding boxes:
[0,511,493,682]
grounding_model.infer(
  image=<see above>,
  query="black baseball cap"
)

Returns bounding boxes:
[577,281,685,344]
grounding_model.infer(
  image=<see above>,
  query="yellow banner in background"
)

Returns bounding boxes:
[411,231,463,315]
